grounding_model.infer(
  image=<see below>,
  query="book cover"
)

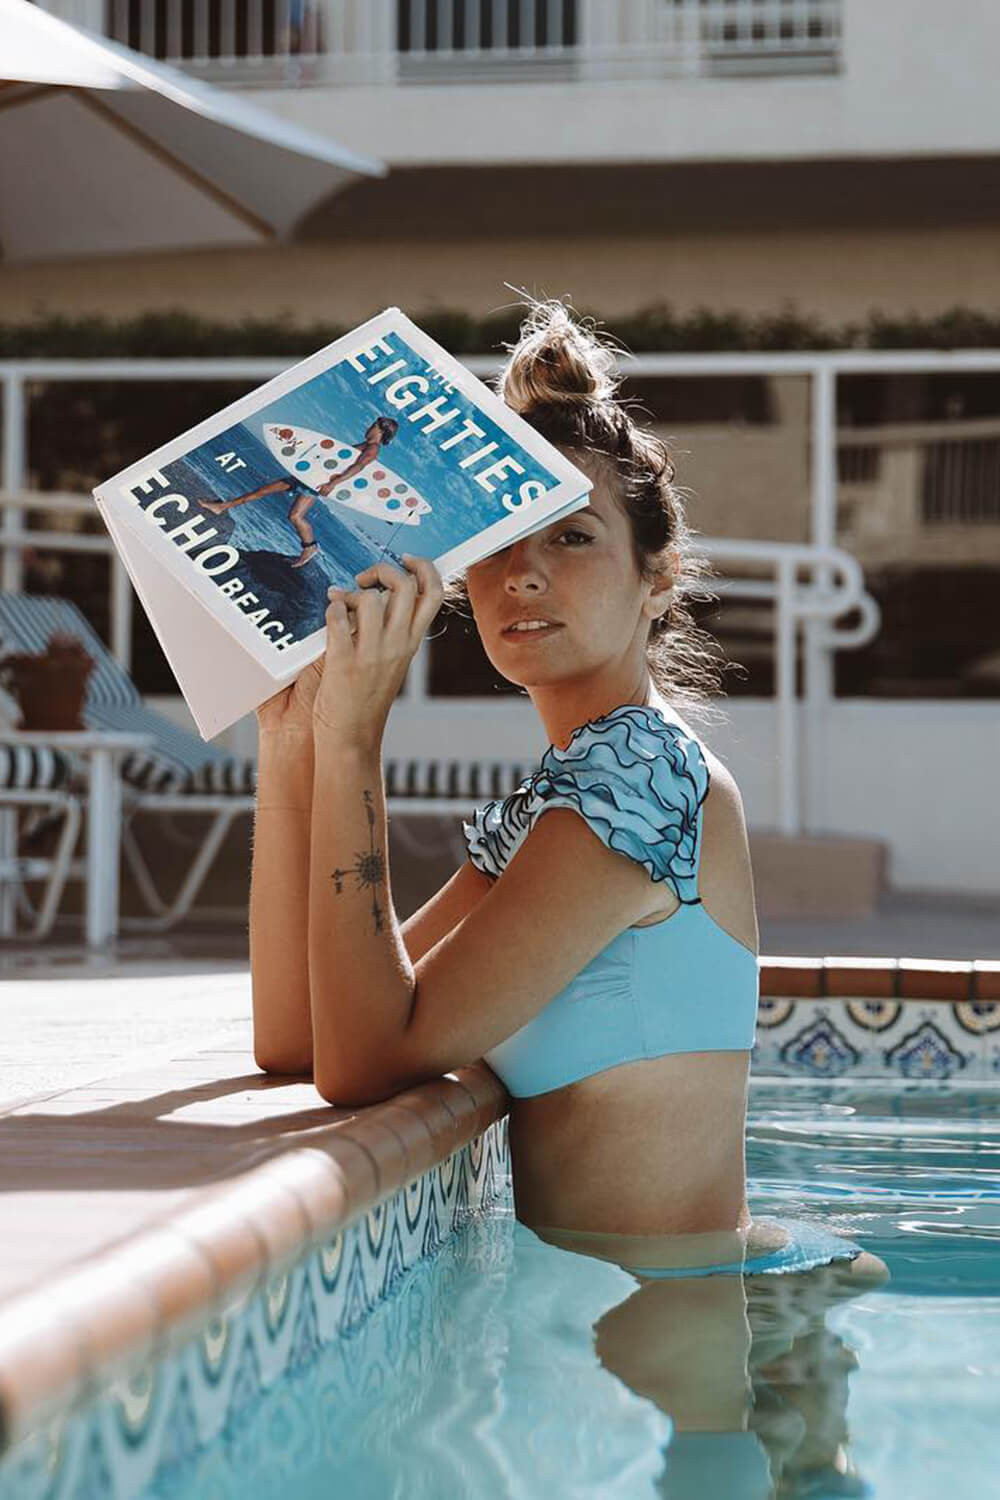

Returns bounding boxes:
[93,307,592,738]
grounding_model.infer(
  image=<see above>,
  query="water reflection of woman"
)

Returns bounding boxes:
[197,416,399,568]
[555,1225,888,1497]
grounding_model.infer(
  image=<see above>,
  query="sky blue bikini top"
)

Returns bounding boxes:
[462,704,760,1098]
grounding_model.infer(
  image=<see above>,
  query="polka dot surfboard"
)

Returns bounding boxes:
[264,423,432,526]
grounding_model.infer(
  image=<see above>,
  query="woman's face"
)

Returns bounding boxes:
[465,467,670,690]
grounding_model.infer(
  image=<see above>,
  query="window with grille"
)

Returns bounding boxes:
[396,0,578,55]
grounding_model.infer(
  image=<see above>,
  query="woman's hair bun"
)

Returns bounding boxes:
[498,298,621,415]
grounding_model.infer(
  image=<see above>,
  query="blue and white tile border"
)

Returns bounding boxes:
[753,958,1000,1079]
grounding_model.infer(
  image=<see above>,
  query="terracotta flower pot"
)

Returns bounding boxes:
[0,633,94,732]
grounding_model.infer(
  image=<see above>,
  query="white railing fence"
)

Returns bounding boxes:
[0,348,916,838]
[33,0,843,83]
[8,348,1000,831]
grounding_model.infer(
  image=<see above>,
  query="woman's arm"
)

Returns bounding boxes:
[302,556,659,1107]
[249,657,325,1076]
[308,785,659,1105]
[250,730,315,1075]
[400,859,495,964]
[308,741,413,1100]
[252,734,491,1072]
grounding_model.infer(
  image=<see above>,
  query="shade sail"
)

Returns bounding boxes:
[0,0,385,262]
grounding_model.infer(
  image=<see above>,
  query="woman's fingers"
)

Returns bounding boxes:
[325,555,443,656]
[401,554,444,641]
[323,592,358,655]
[355,560,405,589]
[354,561,418,635]
[327,582,389,658]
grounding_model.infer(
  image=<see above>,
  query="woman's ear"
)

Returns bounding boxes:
[644,546,680,623]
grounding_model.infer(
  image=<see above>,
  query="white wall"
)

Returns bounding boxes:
[707,700,1000,896]
[159,694,1000,898]
[245,1,1000,167]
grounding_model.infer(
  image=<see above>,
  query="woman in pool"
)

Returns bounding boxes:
[198,415,399,568]
[250,300,886,1286]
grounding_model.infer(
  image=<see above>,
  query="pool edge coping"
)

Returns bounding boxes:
[0,1062,508,1453]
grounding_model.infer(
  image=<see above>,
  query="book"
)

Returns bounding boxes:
[93,307,593,739]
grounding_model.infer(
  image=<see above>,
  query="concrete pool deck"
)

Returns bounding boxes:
[0,976,507,1448]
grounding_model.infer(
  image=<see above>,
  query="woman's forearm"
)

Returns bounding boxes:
[308,738,415,1103]
[249,731,315,1074]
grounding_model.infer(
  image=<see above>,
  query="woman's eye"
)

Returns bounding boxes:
[556,530,592,546]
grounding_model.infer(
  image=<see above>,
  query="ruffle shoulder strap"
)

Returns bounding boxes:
[462,705,710,902]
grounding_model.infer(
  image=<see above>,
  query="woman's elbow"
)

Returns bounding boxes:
[252,1038,314,1079]
[312,1057,408,1109]
[313,1074,388,1109]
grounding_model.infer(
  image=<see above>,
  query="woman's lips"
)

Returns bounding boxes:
[501,623,563,641]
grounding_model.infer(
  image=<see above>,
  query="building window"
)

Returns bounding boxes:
[922,441,1000,525]
[396,0,578,53]
[105,0,323,61]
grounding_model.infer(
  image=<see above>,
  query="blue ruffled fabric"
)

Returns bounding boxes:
[621,1216,865,1280]
[462,705,711,903]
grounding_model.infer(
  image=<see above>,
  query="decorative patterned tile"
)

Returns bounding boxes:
[752,997,990,1079]
[0,1117,510,1500]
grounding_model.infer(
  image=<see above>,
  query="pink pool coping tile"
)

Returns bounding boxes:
[759,956,1000,1002]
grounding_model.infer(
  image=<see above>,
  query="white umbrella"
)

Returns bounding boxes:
[0,0,385,263]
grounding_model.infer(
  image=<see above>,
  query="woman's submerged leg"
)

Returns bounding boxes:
[540,1218,888,1499]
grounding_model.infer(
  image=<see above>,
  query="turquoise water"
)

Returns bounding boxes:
[5,1080,1000,1499]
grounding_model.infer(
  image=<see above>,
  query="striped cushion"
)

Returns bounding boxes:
[0,742,72,790]
[84,701,255,797]
[384,760,533,801]
[182,757,257,796]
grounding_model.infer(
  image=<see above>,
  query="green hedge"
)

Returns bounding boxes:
[4,301,1000,358]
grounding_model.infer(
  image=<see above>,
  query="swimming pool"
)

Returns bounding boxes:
[3,1074,997,1500]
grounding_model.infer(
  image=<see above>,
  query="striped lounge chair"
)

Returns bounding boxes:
[0,595,539,934]
[0,738,82,938]
[0,594,257,933]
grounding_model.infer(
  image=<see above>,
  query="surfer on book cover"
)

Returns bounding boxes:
[197,415,431,569]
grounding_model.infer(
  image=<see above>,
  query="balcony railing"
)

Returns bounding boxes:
[35,0,843,85]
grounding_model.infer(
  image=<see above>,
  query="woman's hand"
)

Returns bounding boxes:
[256,656,324,739]
[312,553,443,752]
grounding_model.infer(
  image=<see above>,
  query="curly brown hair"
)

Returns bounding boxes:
[443,297,736,722]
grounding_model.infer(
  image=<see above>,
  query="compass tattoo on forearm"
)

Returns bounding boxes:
[331,789,386,933]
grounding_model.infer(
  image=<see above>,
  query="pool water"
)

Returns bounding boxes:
[7,1078,1000,1500]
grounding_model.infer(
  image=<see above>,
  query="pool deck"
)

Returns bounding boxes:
[0,891,997,1450]
[0,962,507,1448]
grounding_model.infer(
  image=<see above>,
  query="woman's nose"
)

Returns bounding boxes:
[502,541,546,593]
